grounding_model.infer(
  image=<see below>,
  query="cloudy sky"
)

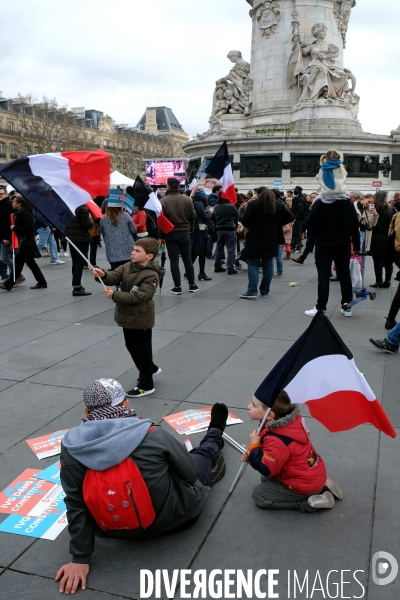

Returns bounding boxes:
[2,0,400,138]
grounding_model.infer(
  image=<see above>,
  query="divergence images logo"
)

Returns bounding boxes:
[372,552,398,586]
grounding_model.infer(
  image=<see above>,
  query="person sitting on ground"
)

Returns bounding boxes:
[56,379,228,595]
[91,238,164,398]
[241,389,343,512]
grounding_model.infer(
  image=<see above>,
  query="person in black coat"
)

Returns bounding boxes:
[290,186,308,253]
[0,195,47,291]
[65,206,94,296]
[190,190,214,281]
[241,188,294,299]
[369,191,397,288]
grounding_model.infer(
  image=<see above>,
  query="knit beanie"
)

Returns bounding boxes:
[192,190,208,201]
[83,379,126,411]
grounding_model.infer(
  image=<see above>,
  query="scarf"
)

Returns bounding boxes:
[83,405,138,422]
[317,193,350,205]
[321,159,342,190]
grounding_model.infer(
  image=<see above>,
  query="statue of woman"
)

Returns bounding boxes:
[298,23,348,101]
[215,50,251,114]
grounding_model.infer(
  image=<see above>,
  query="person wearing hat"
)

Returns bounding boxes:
[290,186,308,253]
[191,190,214,281]
[56,379,228,595]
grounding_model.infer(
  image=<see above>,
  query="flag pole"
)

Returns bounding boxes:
[13,248,15,283]
[65,236,106,290]
[228,408,271,495]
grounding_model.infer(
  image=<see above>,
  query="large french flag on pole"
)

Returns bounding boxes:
[131,176,174,235]
[255,312,396,438]
[0,150,110,234]
[205,141,236,205]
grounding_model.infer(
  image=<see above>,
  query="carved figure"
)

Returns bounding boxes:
[212,50,252,117]
[297,24,349,101]
[334,0,356,47]
[256,1,281,37]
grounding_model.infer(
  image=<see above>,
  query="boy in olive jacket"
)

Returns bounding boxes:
[91,238,165,397]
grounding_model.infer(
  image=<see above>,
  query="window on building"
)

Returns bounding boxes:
[8,122,14,132]
[103,140,110,149]
[10,144,17,158]
[0,142,6,157]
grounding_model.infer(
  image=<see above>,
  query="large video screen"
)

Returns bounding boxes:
[145,160,186,186]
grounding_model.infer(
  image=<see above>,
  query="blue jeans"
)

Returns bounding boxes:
[190,429,224,486]
[0,243,13,274]
[388,323,400,348]
[37,227,58,262]
[246,257,274,296]
[215,231,236,271]
[359,231,366,288]
[275,245,283,275]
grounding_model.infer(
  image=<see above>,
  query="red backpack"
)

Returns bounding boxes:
[83,442,156,532]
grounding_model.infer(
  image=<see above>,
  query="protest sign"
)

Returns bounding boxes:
[0,469,65,517]
[0,511,68,540]
[34,461,61,485]
[26,430,68,459]
[163,407,243,435]
[108,189,135,214]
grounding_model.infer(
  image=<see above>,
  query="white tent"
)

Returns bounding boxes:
[110,170,135,188]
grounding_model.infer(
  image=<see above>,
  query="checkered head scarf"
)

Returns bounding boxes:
[82,379,137,421]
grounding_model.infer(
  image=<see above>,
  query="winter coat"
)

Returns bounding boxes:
[369,205,397,258]
[132,209,147,234]
[355,204,378,252]
[241,199,294,259]
[101,260,165,329]
[190,200,213,256]
[0,196,13,243]
[160,191,196,231]
[100,213,136,263]
[65,206,93,244]
[34,209,51,230]
[304,198,360,255]
[213,202,239,231]
[291,194,308,221]
[61,421,208,563]
[207,192,218,207]
[12,207,41,259]
[248,405,327,496]
[389,212,400,253]
[316,164,348,196]
[283,222,293,245]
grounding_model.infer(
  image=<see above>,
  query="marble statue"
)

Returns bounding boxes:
[334,0,356,47]
[256,1,281,37]
[213,50,252,117]
[288,23,349,102]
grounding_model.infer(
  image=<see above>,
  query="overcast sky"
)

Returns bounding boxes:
[2,0,400,138]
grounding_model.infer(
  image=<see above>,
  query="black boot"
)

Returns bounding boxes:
[208,403,229,433]
[385,317,398,330]
[198,273,212,281]
[73,286,92,297]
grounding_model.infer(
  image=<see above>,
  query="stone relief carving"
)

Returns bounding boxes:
[212,51,252,118]
[287,21,359,117]
[333,0,356,47]
[256,1,281,37]
[98,116,114,132]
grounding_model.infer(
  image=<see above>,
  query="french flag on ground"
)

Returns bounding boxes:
[0,150,110,234]
[132,176,174,235]
[255,312,396,438]
[205,141,236,205]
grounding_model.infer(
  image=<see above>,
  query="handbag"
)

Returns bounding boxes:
[350,258,362,289]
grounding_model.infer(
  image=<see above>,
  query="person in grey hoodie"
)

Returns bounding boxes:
[56,379,228,595]
[100,206,137,270]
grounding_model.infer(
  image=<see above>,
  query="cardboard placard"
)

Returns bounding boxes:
[163,408,243,435]
[26,430,68,459]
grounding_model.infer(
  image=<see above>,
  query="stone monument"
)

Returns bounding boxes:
[185,0,400,192]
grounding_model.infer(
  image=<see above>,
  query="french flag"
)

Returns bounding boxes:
[205,141,236,205]
[255,312,396,438]
[0,150,110,234]
[132,176,174,235]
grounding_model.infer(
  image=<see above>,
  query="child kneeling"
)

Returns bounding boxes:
[242,391,343,512]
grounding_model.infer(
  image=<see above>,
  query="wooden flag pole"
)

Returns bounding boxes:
[65,237,106,290]
[228,408,271,495]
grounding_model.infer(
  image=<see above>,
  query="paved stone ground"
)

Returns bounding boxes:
[0,248,399,599]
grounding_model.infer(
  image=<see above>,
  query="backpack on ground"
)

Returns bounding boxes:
[83,456,155,531]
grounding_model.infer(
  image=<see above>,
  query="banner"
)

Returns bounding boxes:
[108,189,135,214]
[34,461,61,485]
[0,469,65,516]
[0,511,68,540]
[26,430,68,459]
[163,408,243,435]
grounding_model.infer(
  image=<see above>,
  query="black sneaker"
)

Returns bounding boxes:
[126,387,155,397]
[189,284,200,293]
[214,268,226,273]
[210,455,226,486]
[369,338,399,354]
[170,286,182,295]
[208,402,229,433]
[385,317,398,330]
[73,287,92,296]
[228,270,238,275]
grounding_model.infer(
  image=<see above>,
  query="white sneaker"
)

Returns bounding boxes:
[324,478,344,500]
[50,259,65,265]
[308,491,335,509]
[341,304,352,317]
[62,252,70,257]
[153,368,162,378]
[305,307,318,317]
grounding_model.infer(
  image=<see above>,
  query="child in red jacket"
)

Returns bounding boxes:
[242,390,343,512]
